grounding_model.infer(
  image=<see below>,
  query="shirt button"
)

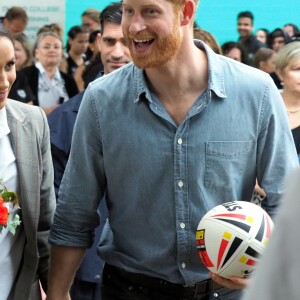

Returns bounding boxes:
[181,262,186,269]
[177,138,183,145]
[180,223,185,229]
[178,181,184,188]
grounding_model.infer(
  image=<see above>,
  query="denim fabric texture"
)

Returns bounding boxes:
[49,41,298,287]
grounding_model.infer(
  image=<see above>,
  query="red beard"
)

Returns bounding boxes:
[125,23,181,69]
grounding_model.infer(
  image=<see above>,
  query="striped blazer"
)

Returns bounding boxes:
[6,99,55,300]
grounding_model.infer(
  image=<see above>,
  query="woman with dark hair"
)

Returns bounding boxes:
[13,33,32,70]
[0,30,55,300]
[60,25,89,77]
[8,33,36,104]
[267,28,292,53]
[255,28,269,44]
[283,23,299,38]
[74,30,103,91]
[221,41,247,64]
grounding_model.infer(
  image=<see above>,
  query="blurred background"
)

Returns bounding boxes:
[1,0,299,45]
[66,0,299,44]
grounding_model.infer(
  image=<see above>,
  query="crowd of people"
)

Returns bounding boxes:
[0,1,300,300]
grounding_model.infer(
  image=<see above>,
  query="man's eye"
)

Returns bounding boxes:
[123,8,134,15]
[105,39,115,46]
[147,9,156,14]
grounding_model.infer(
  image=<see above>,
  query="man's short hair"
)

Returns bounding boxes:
[237,11,254,22]
[99,2,123,35]
[4,6,28,24]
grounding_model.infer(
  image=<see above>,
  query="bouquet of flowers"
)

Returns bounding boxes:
[0,179,21,235]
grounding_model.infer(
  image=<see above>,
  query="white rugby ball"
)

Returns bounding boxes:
[196,201,273,278]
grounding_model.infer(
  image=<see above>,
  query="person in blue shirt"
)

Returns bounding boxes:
[47,0,298,299]
[47,2,131,300]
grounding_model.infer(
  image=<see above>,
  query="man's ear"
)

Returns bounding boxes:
[96,33,102,52]
[181,0,196,26]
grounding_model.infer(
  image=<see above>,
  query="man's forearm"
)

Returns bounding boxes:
[47,245,86,299]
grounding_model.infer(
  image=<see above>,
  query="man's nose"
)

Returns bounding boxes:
[128,14,147,35]
[111,43,126,59]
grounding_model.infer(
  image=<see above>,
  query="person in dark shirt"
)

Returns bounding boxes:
[9,71,35,104]
[267,28,292,53]
[275,42,300,162]
[47,3,131,299]
[60,26,89,77]
[237,11,266,65]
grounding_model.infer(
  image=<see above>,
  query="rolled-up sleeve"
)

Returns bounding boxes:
[49,87,106,248]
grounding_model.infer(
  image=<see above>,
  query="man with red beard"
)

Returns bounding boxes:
[47,1,298,300]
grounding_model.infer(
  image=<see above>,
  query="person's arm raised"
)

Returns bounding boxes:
[46,245,86,300]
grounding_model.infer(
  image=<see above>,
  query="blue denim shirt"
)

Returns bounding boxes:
[49,41,298,286]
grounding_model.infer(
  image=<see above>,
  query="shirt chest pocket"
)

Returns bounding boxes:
[204,141,253,191]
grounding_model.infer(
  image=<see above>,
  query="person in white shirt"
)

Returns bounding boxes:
[20,31,79,115]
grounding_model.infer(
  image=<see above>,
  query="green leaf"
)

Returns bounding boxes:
[1,192,18,204]
[6,214,21,235]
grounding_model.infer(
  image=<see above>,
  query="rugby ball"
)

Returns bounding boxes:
[196,201,273,278]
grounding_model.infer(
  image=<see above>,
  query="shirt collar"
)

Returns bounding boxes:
[133,39,227,103]
[0,106,10,139]
[194,39,227,98]
[35,61,62,80]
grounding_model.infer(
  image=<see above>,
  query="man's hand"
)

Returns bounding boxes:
[210,272,249,289]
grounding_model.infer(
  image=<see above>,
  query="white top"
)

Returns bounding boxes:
[35,61,69,108]
[0,106,25,300]
[242,167,300,300]
[0,106,10,139]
